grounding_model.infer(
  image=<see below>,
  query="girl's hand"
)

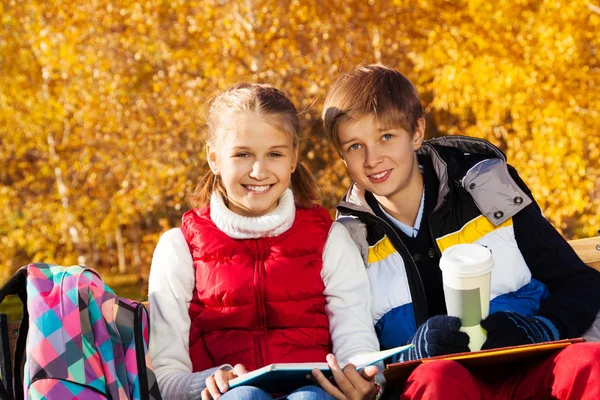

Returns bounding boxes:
[311,354,378,400]
[201,364,248,400]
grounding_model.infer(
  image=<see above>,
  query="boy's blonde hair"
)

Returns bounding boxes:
[190,83,320,209]
[322,64,424,155]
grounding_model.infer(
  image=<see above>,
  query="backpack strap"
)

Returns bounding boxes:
[0,267,29,400]
[0,313,12,400]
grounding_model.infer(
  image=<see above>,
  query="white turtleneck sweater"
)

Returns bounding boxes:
[148,190,379,399]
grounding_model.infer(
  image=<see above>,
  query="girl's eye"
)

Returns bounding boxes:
[235,153,250,158]
[348,143,361,151]
[269,152,283,157]
[382,134,393,141]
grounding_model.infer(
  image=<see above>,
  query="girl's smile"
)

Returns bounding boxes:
[243,184,274,193]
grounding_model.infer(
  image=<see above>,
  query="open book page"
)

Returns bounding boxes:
[347,344,413,369]
[228,344,413,392]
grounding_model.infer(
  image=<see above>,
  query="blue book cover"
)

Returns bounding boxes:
[228,344,413,393]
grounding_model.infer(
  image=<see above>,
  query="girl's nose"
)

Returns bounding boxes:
[250,160,269,180]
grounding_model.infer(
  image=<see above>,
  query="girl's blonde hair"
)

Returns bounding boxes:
[190,83,320,209]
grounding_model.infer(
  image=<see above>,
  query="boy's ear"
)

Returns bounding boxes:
[412,118,426,150]
[206,143,219,174]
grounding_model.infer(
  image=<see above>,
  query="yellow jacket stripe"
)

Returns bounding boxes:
[368,236,397,264]
[436,214,514,253]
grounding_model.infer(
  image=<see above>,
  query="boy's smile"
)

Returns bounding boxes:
[338,115,425,225]
[368,169,392,183]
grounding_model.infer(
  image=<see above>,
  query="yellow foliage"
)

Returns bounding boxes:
[0,0,598,281]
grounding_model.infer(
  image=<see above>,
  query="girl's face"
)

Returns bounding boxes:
[207,113,298,217]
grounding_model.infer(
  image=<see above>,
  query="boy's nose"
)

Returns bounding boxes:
[364,148,383,168]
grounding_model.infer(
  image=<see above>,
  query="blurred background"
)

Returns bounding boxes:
[1,0,599,304]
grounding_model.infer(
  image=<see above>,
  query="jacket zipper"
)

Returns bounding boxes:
[253,240,266,367]
[337,207,429,328]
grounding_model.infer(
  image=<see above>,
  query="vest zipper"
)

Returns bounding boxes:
[253,240,266,367]
[337,207,429,328]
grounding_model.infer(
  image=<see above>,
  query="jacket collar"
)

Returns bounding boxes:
[337,135,506,216]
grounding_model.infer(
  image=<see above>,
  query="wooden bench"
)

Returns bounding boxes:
[4,237,600,369]
[567,236,600,271]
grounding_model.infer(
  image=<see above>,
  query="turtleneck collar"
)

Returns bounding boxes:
[209,188,296,239]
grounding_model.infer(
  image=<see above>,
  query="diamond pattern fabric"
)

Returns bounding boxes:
[18,263,162,400]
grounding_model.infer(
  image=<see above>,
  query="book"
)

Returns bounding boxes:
[384,338,585,385]
[228,344,413,393]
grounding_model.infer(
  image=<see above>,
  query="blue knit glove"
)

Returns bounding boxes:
[481,311,560,350]
[395,315,470,362]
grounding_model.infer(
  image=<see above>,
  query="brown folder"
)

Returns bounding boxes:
[384,338,586,385]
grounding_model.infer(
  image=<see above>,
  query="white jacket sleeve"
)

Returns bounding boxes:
[321,222,380,363]
[148,228,230,400]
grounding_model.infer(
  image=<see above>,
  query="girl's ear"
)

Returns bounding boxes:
[412,118,426,150]
[291,147,299,173]
[206,143,219,175]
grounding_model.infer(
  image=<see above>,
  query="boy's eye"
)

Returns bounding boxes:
[382,134,393,141]
[348,143,361,151]
[235,152,250,158]
[269,152,283,157]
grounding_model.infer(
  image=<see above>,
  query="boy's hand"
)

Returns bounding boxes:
[396,315,470,361]
[481,311,560,350]
[201,364,248,400]
[311,354,378,400]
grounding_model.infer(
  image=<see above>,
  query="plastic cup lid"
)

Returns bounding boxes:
[439,243,493,277]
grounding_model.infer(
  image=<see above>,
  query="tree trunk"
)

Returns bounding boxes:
[115,225,127,273]
[47,133,86,265]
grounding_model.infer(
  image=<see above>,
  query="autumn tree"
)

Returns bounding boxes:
[1,0,598,283]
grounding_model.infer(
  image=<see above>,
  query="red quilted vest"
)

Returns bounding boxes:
[180,204,333,372]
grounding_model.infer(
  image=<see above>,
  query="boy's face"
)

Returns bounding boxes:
[338,115,425,204]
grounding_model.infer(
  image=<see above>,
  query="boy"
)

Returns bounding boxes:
[321,64,600,399]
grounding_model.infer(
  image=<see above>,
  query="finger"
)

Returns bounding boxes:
[481,338,496,350]
[201,388,211,400]
[342,363,377,398]
[205,376,222,400]
[311,368,345,400]
[438,330,470,347]
[359,365,379,380]
[232,364,248,377]
[428,315,462,330]
[480,312,505,331]
[213,369,231,393]
[327,354,356,395]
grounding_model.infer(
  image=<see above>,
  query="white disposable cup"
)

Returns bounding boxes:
[440,243,494,352]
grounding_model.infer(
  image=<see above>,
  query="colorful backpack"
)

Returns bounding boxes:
[0,263,162,400]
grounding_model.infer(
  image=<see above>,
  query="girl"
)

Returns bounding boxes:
[148,83,381,400]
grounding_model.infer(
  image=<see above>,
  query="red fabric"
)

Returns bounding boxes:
[180,205,333,372]
[400,342,600,400]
